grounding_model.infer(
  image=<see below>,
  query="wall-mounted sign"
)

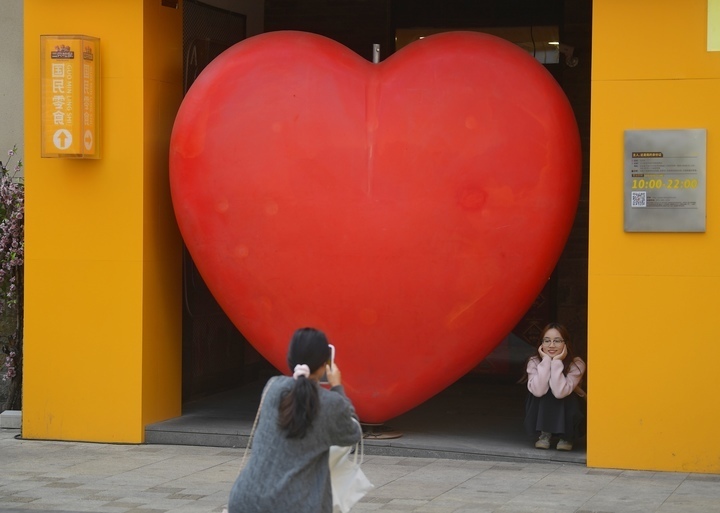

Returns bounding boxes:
[41,35,100,158]
[709,0,720,51]
[624,129,706,232]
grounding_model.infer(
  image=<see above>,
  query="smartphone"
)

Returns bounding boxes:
[320,344,335,385]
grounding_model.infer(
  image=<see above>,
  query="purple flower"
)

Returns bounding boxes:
[0,148,23,320]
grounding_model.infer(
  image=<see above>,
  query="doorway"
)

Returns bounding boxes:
[167,0,591,463]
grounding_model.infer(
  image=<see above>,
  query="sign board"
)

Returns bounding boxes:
[41,35,100,158]
[710,0,720,51]
[624,129,706,232]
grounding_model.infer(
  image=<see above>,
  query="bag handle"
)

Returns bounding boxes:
[350,418,364,465]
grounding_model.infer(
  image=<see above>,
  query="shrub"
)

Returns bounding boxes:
[0,145,24,411]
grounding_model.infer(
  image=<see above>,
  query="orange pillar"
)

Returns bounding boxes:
[23,0,183,442]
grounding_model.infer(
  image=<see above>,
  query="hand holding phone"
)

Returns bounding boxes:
[326,363,342,388]
[320,344,336,385]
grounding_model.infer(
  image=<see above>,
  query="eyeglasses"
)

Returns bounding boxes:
[542,338,564,345]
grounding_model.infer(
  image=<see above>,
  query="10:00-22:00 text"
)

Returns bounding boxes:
[631,179,699,190]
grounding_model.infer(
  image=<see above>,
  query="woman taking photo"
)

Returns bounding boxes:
[228,327,362,513]
[524,322,586,451]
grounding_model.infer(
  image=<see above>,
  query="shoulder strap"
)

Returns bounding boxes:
[239,376,278,472]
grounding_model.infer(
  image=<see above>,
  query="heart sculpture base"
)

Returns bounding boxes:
[361,424,404,440]
[170,31,581,423]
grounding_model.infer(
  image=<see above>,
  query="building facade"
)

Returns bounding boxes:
[18,0,720,473]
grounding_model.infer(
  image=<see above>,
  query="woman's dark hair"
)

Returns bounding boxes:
[278,327,332,438]
[537,322,580,375]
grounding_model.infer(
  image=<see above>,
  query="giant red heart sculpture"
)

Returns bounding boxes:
[170,31,580,422]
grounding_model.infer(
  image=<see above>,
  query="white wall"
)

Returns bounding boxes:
[0,0,24,164]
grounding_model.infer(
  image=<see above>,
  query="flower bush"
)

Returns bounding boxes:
[0,145,23,411]
[2,350,16,381]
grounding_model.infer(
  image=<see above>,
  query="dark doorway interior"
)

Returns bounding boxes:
[179,0,591,417]
[181,0,277,402]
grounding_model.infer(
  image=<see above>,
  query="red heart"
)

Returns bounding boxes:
[170,31,580,422]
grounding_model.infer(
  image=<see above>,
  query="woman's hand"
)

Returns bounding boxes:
[538,346,550,359]
[553,345,568,361]
[326,362,342,388]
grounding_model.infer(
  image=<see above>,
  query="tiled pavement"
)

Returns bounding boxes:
[2,428,720,513]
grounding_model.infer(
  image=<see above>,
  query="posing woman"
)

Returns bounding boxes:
[524,322,586,451]
[228,327,362,513]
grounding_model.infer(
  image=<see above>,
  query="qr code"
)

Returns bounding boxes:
[631,191,647,208]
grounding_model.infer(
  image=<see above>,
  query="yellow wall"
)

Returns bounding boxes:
[22,0,183,442]
[589,1,720,472]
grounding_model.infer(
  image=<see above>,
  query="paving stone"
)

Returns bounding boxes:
[102,502,145,509]
[0,495,38,503]
[684,473,720,482]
